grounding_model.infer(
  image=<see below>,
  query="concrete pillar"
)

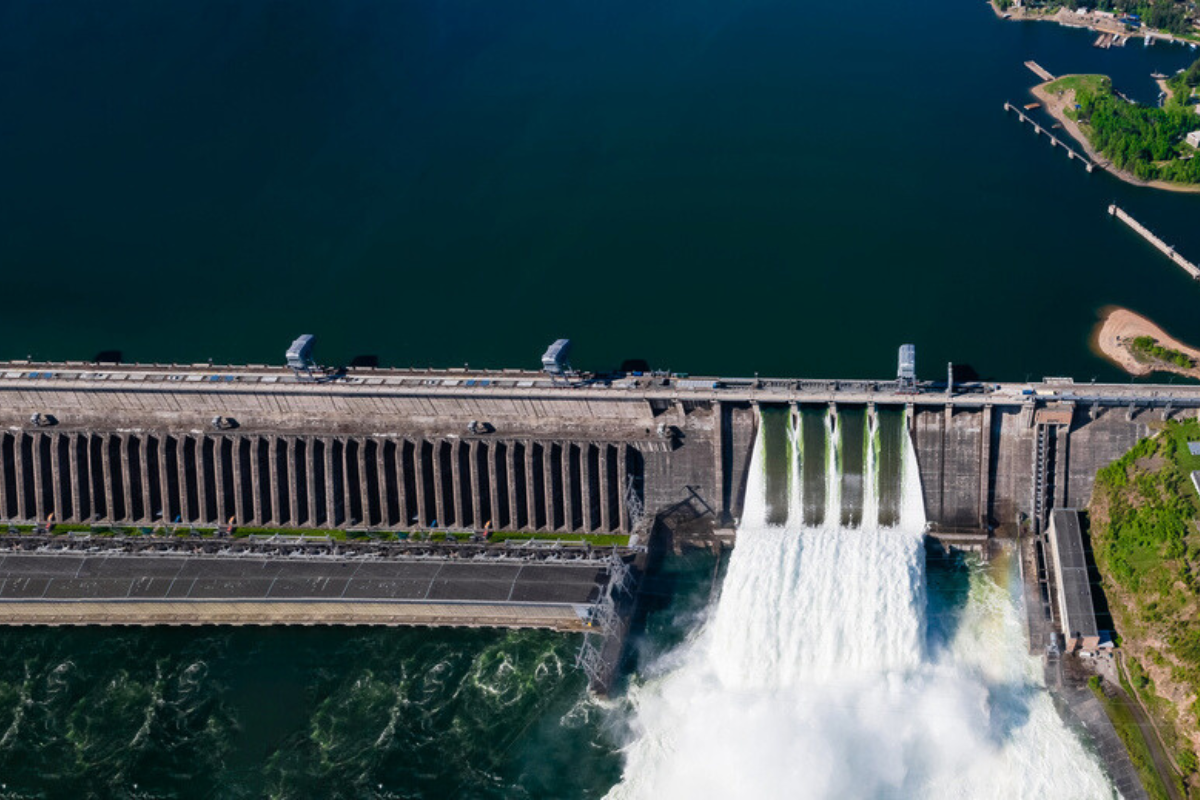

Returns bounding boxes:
[156,435,171,524]
[506,442,519,530]
[561,442,574,531]
[50,433,65,523]
[14,433,27,521]
[376,439,391,526]
[174,435,190,523]
[469,440,482,530]
[356,440,371,526]
[116,434,131,522]
[340,438,354,526]
[139,434,153,523]
[543,443,556,531]
[525,440,538,530]
[324,437,337,528]
[69,434,83,523]
[247,436,262,526]
[231,438,245,526]
[713,401,726,523]
[431,440,447,527]
[581,444,594,533]
[306,436,319,527]
[413,440,430,527]
[599,444,612,533]
[488,442,502,530]
[617,443,630,532]
[101,434,116,523]
[213,437,227,525]
[194,435,209,524]
[30,432,46,522]
[979,405,992,531]
[268,436,283,526]
[451,439,465,528]
[394,440,410,527]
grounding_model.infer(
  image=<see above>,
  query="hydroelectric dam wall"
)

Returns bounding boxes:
[0,363,1184,539]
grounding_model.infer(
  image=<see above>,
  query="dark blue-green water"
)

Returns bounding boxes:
[1,0,1199,796]
[2,0,1198,379]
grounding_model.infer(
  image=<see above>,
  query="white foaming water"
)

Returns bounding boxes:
[608,411,1117,800]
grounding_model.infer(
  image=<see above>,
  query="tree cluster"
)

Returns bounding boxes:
[1076,84,1200,183]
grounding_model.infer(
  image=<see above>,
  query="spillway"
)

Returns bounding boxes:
[608,406,1118,799]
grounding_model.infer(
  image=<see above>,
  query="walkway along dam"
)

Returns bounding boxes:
[0,344,1187,686]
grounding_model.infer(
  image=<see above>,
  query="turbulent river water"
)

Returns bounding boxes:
[607,408,1117,799]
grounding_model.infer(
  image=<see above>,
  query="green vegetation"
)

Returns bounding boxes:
[1131,335,1196,369]
[487,531,631,547]
[1045,74,1112,96]
[1089,676,1175,800]
[1073,75,1200,183]
[1091,419,1200,789]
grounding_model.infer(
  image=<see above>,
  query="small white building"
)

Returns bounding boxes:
[1187,130,1200,149]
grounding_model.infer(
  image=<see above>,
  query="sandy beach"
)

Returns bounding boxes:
[1092,305,1200,378]
[1031,79,1200,194]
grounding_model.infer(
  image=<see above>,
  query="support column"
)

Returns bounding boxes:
[394,440,409,527]
[376,439,391,526]
[324,438,337,528]
[194,435,208,524]
[561,442,574,531]
[414,439,430,527]
[599,444,612,533]
[248,436,262,526]
[306,436,319,527]
[431,440,446,527]
[525,440,538,530]
[269,436,284,526]
[139,434,152,523]
[487,442,502,530]
[713,401,726,523]
[118,434,133,523]
[68,434,83,523]
[213,437,227,525]
[342,438,356,526]
[14,433,27,521]
[506,443,519,530]
[358,439,373,527]
[101,433,116,523]
[156,435,171,525]
[617,443,630,532]
[581,444,594,533]
[175,435,190,523]
[278,437,293,526]
[979,405,992,531]
[468,440,482,530]
[51,433,65,523]
[231,438,245,526]
[546,443,559,530]
[449,440,464,528]
[31,432,45,522]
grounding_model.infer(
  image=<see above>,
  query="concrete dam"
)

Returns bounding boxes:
[0,358,1174,538]
[0,343,1190,687]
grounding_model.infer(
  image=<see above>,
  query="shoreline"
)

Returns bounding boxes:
[990,1,1200,47]
[1091,305,1200,379]
[1031,79,1200,194]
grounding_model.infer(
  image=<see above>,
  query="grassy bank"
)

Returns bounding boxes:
[1089,675,1175,800]
[1091,419,1200,792]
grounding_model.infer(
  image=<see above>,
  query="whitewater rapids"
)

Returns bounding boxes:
[607,409,1117,800]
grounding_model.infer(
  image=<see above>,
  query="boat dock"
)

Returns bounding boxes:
[1025,61,1056,82]
[1004,102,1096,172]
[1108,204,1200,279]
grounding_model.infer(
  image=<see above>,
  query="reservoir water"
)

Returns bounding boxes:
[0,0,1197,796]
